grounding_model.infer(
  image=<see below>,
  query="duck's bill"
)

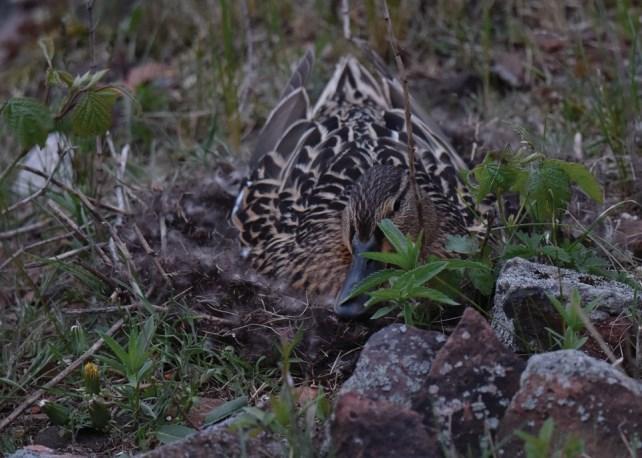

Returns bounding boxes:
[334,239,381,319]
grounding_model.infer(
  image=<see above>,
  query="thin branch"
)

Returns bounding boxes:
[86,0,96,71]
[381,0,422,223]
[64,302,168,315]
[0,318,125,433]
[133,223,173,286]
[341,0,351,40]
[1,148,70,217]
[0,220,51,240]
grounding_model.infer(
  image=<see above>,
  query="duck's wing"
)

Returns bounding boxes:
[249,48,314,169]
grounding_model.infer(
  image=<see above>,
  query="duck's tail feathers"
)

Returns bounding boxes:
[312,55,389,114]
[250,49,314,168]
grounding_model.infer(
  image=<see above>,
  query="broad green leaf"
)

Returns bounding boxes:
[378,219,410,255]
[547,159,603,203]
[445,234,480,254]
[2,97,53,148]
[344,269,400,301]
[204,396,248,426]
[69,88,119,136]
[472,156,527,202]
[401,261,449,285]
[361,251,409,269]
[369,304,397,320]
[525,161,571,222]
[156,424,197,444]
[408,286,459,305]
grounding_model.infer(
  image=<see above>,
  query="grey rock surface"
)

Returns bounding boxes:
[491,257,640,352]
[340,323,446,408]
[498,350,642,457]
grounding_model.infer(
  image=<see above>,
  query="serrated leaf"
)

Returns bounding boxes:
[344,269,400,301]
[69,88,118,136]
[547,159,603,203]
[525,161,571,222]
[156,424,197,444]
[2,97,53,148]
[445,234,480,254]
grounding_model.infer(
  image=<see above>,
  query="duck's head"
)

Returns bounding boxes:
[334,165,436,319]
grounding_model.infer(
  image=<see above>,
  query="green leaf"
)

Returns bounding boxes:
[361,251,409,269]
[402,261,449,285]
[547,159,603,203]
[408,286,459,305]
[156,424,197,444]
[525,161,571,222]
[69,88,119,136]
[344,269,400,301]
[445,234,480,254]
[2,97,53,148]
[468,267,495,296]
[100,334,130,367]
[378,219,410,256]
[369,304,397,320]
[204,396,248,426]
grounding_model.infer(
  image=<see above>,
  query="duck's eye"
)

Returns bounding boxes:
[393,198,402,212]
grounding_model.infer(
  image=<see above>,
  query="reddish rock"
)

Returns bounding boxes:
[414,308,526,455]
[498,350,642,457]
[340,324,446,408]
[330,392,439,457]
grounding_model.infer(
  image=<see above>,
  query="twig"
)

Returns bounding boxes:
[0,220,51,240]
[341,0,351,40]
[86,0,96,71]
[46,200,112,267]
[1,148,70,217]
[25,244,105,268]
[575,302,625,373]
[17,165,132,215]
[64,302,168,315]
[0,318,125,433]
[381,0,422,223]
[133,223,173,286]
[0,229,85,272]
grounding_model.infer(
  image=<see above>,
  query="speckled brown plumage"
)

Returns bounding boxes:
[232,51,475,303]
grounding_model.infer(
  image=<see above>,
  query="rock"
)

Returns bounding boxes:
[8,446,83,458]
[414,308,525,455]
[139,418,283,458]
[491,257,640,354]
[497,350,642,457]
[330,392,439,457]
[340,324,446,408]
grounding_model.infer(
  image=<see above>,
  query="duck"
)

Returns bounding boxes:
[232,49,474,318]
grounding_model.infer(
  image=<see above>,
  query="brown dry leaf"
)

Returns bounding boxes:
[492,52,526,88]
[533,30,566,53]
[125,62,175,90]
[186,397,225,428]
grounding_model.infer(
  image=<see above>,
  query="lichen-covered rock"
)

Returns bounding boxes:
[139,419,283,458]
[414,307,526,455]
[497,350,642,457]
[330,392,439,457]
[491,257,639,354]
[340,324,446,408]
